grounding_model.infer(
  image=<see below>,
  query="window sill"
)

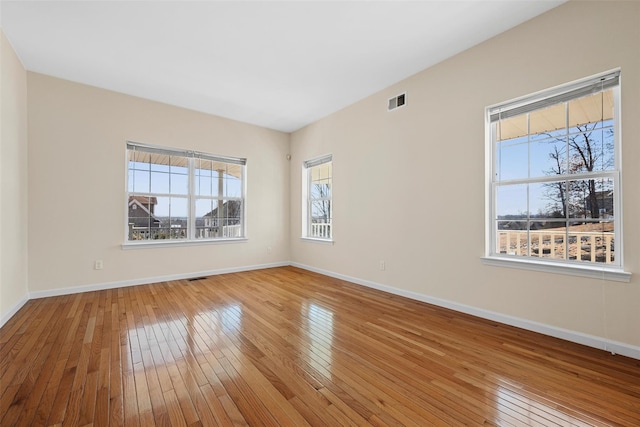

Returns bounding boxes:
[300,237,334,245]
[122,238,248,250]
[481,256,631,282]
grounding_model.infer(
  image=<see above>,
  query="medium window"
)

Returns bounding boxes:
[487,70,622,269]
[303,155,332,240]
[126,142,246,242]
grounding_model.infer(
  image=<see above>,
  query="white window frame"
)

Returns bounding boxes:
[123,141,247,248]
[302,154,333,242]
[482,70,630,282]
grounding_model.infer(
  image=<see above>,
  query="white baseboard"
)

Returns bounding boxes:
[28,261,290,300]
[5,261,639,360]
[0,294,29,328]
[291,262,640,360]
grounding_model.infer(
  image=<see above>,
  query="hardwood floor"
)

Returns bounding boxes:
[1,267,639,426]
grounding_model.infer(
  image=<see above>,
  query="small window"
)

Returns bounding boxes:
[486,70,623,271]
[126,142,246,243]
[302,155,332,240]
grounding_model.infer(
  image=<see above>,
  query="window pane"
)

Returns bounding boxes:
[489,75,619,267]
[598,221,615,264]
[195,199,215,218]
[132,170,150,193]
[197,167,213,177]
[496,184,527,219]
[568,90,612,130]
[310,182,331,199]
[128,151,150,170]
[129,160,150,172]
[529,102,565,140]
[169,163,188,175]
[595,178,614,218]
[310,159,332,200]
[195,161,213,196]
[310,199,331,239]
[195,174,212,196]
[567,220,615,263]
[311,200,331,222]
[151,196,187,240]
[150,171,169,194]
[222,200,243,237]
[530,127,566,143]
[128,196,160,240]
[529,181,566,218]
[496,113,527,142]
[150,162,170,173]
[496,221,527,256]
[195,199,217,239]
[496,138,528,181]
[305,159,332,239]
[171,173,188,195]
[154,197,170,228]
[529,137,567,179]
[196,158,213,174]
[168,197,188,239]
[224,174,242,198]
[312,163,331,183]
[126,145,245,242]
[568,127,613,173]
[194,199,244,238]
[530,221,567,260]
[227,164,243,181]
[212,170,222,197]
[567,178,614,219]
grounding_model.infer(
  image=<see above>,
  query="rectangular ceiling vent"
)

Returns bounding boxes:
[388,92,406,111]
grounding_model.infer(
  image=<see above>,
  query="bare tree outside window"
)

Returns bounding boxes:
[489,73,620,266]
[305,156,332,239]
[542,122,614,220]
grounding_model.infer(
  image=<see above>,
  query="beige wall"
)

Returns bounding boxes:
[290,1,640,348]
[0,29,29,321]
[27,73,290,293]
[6,1,639,352]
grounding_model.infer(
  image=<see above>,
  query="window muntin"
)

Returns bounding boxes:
[303,155,332,240]
[488,71,621,267]
[127,143,245,242]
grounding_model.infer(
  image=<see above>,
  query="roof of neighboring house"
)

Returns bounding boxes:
[128,195,158,206]
[203,200,241,218]
[128,196,161,224]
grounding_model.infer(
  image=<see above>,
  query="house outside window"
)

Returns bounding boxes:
[485,70,628,280]
[126,142,246,243]
[303,155,332,240]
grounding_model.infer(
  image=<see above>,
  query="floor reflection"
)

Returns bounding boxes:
[201,303,243,336]
[128,303,243,367]
[495,385,590,426]
[302,302,334,374]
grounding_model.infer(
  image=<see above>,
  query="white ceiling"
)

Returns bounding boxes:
[1,1,564,133]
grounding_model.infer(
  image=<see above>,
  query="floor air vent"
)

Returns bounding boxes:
[388,92,406,111]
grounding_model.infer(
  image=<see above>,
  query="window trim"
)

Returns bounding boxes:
[121,237,248,250]
[480,256,631,282]
[302,154,333,241]
[124,141,247,246]
[484,69,631,281]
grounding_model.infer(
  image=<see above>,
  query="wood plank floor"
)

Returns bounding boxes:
[1,266,639,426]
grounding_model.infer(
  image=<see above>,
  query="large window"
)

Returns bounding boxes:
[126,142,245,243]
[486,70,626,276]
[303,155,332,240]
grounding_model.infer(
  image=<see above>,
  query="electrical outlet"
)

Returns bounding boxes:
[267,246,272,253]
[94,260,104,270]
[379,260,386,271]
